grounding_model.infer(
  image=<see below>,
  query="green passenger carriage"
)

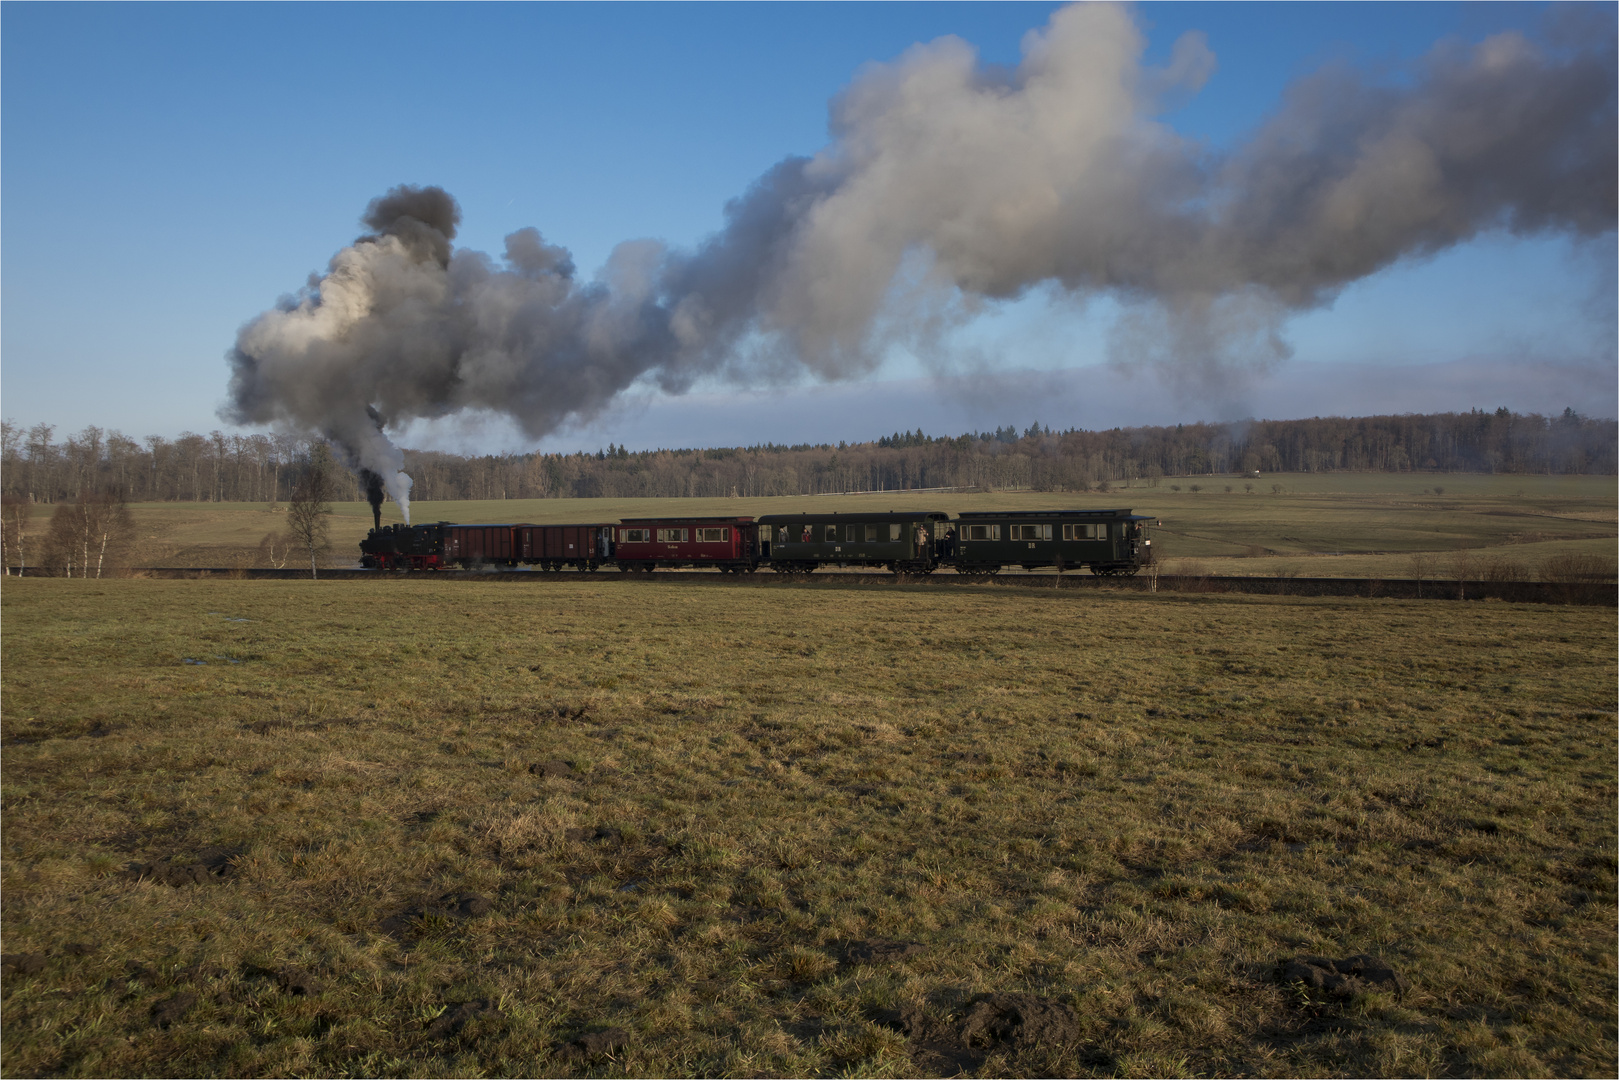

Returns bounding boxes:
[952,509,1154,576]
[756,511,950,575]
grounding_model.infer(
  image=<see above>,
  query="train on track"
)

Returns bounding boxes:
[359,508,1156,577]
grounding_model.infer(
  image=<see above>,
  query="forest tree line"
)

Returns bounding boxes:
[2,407,1613,507]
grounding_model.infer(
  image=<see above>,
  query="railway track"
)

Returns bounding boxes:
[21,567,1612,604]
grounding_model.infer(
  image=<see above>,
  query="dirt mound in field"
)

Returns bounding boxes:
[150,991,198,1028]
[427,998,503,1039]
[1277,954,1408,997]
[559,1026,631,1060]
[120,847,242,886]
[876,991,1084,1072]
[1,953,46,976]
[959,993,1083,1049]
[242,963,321,996]
[844,940,925,965]
[378,890,495,938]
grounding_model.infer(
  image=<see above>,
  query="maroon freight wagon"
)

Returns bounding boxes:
[442,523,526,567]
[612,517,758,572]
[516,524,616,571]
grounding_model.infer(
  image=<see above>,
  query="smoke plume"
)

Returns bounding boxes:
[224,3,1614,489]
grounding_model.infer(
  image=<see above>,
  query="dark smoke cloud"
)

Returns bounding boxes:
[224,4,1615,506]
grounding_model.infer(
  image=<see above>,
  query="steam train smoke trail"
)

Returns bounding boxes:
[223,3,1615,473]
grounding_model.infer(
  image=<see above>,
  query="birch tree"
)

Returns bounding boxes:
[285,443,334,579]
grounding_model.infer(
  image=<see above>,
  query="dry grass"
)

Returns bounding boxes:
[1,578,1614,1077]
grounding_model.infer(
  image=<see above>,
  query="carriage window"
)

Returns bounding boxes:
[825,525,838,542]
[965,524,990,541]
[865,524,878,542]
[1012,524,1047,541]
[656,528,689,542]
[621,528,650,543]
[778,527,789,545]
[1043,524,1053,541]
[845,524,859,542]
[697,528,729,543]
[889,523,901,541]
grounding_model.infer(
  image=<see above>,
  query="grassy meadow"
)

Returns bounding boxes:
[1,577,1614,1077]
[83,471,1616,580]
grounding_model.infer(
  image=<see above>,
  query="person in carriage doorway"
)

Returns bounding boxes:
[941,524,957,559]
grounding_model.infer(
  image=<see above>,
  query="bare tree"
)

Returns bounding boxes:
[286,443,334,579]
[2,494,32,575]
[1447,549,1475,601]
[41,489,136,577]
[258,530,292,569]
[1407,552,1434,599]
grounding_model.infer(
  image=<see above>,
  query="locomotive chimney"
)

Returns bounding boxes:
[360,469,385,530]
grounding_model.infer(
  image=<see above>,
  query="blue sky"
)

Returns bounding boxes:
[3,1,1613,453]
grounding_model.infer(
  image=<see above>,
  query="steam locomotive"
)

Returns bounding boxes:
[359,508,1154,576]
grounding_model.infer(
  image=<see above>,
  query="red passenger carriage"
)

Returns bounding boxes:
[612,516,758,573]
